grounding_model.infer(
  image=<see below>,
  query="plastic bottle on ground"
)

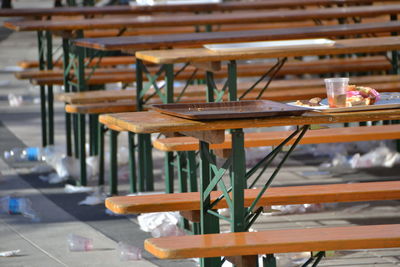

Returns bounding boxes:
[3,146,58,163]
[0,196,40,221]
[4,147,43,163]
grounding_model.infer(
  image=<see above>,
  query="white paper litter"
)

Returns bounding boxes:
[79,189,106,206]
[0,250,20,257]
[64,184,94,194]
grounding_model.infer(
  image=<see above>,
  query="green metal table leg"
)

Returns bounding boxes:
[62,37,73,156]
[128,132,137,193]
[98,123,105,186]
[230,128,246,233]
[163,64,175,193]
[110,130,118,195]
[228,60,238,101]
[37,31,47,147]
[46,30,54,146]
[136,59,154,191]
[390,14,399,75]
[75,31,88,185]
[199,141,221,267]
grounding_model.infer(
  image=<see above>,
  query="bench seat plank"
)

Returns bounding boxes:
[144,224,400,259]
[153,125,400,151]
[105,181,400,214]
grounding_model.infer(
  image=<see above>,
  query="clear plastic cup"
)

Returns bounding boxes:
[67,234,93,252]
[118,242,142,261]
[324,77,349,108]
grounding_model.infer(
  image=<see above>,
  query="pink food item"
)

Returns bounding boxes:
[345,85,380,106]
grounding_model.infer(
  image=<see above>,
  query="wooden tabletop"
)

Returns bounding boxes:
[0,0,396,17]
[99,109,400,135]
[134,36,400,64]
[4,4,400,32]
[74,21,400,51]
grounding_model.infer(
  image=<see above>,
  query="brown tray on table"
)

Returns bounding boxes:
[151,100,310,120]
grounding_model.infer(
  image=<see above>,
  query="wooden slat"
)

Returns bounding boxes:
[16,56,135,69]
[1,0,398,18]
[145,224,400,259]
[30,55,393,86]
[153,125,400,151]
[65,101,137,114]
[6,5,400,32]
[76,20,400,51]
[134,36,400,64]
[105,181,400,214]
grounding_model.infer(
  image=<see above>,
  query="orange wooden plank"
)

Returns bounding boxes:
[105,181,400,214]
[153,125,400,151]
[145,224,400,259]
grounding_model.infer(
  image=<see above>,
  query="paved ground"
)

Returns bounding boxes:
[0,1,400,266]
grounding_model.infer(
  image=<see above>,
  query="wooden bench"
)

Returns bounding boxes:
[144,224,400,264]
[29,55,393,87]
[16,55,136,70]
[152,124,400,153]
[106,180,400,214]
[109,181,400,266]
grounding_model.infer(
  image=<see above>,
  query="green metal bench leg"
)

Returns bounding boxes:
[187,151,198,192]
[98,123,105,186]
[264,254,277,267]
[128,132,137,193]
[164,151,174,193]
[78,114,87,186]
[73,114,79,158]
[110,130,118,195]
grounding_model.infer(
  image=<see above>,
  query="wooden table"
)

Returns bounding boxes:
[6,4,400,32]
[4,3,399,149]
[75,35,400,192]
[99,108,400,266]
[0,0,395,18]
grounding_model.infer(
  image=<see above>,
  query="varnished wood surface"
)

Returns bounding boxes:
[74,21,400,51]
[5,4,400,32]
[153,124,400,151]
[99,108,400,134]
[106,181,400,214]
[0,0,397,17]
[54,74,400,104]
[135,36,400,64]
[145,224,400,259]
[65,101,137,114]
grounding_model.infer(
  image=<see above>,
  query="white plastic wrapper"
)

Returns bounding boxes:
[320,143,400,172]
[137,212,184,237]
[8,94,23,107]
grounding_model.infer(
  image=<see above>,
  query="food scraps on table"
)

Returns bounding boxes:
[295,85,380,107]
